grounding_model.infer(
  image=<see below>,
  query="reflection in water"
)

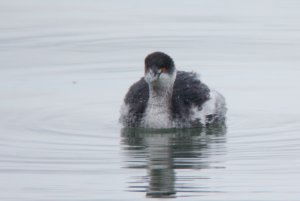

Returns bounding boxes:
[121,124,227,198]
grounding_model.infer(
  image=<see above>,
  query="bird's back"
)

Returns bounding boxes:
[171,71,210,126]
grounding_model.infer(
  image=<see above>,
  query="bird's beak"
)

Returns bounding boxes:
[148,67,162,83]
[153,69,162,79]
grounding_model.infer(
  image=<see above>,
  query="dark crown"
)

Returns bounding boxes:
[145,52,175,73]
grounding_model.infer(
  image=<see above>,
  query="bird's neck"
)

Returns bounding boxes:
[148,85,173,106]
[143,84,174,128]
[142,71,177,128]
[147,70,177,108]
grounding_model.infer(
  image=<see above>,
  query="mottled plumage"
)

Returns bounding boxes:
[122,71,211,127]
[120,52,226,128]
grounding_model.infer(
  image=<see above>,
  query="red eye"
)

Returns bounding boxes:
[160,67,167,73]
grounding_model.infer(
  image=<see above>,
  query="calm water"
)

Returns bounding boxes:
[1,0,300,200]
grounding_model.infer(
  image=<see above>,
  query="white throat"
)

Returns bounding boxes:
[142,70,177,128]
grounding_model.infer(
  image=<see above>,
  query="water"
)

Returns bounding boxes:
[1,0,300,200]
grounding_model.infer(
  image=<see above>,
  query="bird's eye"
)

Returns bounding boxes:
[160,67,167,73]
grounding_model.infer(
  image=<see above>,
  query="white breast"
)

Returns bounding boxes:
[142,102,172,129]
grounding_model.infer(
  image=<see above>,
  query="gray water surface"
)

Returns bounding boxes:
[1,0,300,200]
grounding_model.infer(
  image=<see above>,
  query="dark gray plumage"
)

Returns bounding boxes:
[120,52,226,128]
[123,71,210,127]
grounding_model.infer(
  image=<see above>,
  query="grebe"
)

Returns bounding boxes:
[120,52,226,128]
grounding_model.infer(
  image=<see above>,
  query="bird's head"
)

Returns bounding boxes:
[144,52,176,92]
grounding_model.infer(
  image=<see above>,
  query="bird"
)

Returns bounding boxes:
[120,52,226,129]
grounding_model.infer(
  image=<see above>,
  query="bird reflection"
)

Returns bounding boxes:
[121,124,227,198]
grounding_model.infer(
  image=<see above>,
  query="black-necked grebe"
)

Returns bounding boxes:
[120,52,226,128]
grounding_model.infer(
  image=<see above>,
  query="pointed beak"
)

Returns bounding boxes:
[153,70,162,79]
[148,68,162,83]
